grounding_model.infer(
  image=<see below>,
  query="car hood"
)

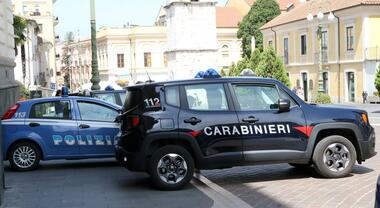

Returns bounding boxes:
[310,104,366,113]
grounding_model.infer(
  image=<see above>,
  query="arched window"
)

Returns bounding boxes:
[221,45,229,58]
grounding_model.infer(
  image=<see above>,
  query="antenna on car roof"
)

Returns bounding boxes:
[145,70,154,83]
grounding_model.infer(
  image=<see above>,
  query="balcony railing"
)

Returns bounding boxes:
[365,46,380,61]
[314,50,328,64]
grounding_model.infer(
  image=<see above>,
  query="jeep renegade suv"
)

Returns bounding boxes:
[115,77,376,190]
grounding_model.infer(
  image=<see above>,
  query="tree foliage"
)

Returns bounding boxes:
[16,80,30,99]
[375,64,380,95]
[13,15,27,46]
[256,47,290,87]
[222,50,261,76]
[62,32,75,88]
[237,0,280,57]
[314,93,332,104]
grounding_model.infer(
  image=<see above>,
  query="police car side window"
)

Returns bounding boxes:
[184,84,228,111]
[233,85,280,111]
[78,101,118,122]
[30,101,71,119]
[165,86,180,107]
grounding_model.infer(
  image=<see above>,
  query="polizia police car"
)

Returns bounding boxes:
[1,92,121,171]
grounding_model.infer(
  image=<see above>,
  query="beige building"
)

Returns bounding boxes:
[13,0,58,90]
[61,2,244,91]
[261,0,380,103]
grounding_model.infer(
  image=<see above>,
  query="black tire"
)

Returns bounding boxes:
[149,145,194,190]
[288,163,311,169]
[8,142,41,171]
[312,135,356,178]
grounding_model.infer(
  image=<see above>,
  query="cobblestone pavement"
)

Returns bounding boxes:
[3,159,215,208]
[202,127,380,208]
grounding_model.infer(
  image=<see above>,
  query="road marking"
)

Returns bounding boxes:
[192,172,252,208]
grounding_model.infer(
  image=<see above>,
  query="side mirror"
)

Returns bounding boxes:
[278,99,290,113]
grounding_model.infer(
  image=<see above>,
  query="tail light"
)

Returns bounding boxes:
[123,116,140,130]
[2,103,20,120]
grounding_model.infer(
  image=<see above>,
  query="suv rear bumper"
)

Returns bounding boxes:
[115,145,146,171]
[360,128,377,161]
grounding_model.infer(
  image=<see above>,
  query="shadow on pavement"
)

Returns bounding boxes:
[4,159,215,208]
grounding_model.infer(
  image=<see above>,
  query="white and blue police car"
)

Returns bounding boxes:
[1,89,121,171]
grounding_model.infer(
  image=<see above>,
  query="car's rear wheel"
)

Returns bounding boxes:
[312,135,356,178]
[9,142,41,171]
[149,145,194,190]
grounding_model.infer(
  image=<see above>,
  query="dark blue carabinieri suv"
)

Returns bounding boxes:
[115,76,376,190]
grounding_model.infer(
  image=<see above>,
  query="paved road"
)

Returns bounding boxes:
[3,159,216,208]
[201,107,380,208]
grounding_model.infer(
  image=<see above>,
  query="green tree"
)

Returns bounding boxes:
[222,50,262,76]
[375,64,380,95]
[13,15,27,48]
[237,0,280,57]
[256,47,290,87]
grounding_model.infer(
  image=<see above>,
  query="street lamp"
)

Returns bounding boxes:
[90,0,100,90]
[304,0,335,93]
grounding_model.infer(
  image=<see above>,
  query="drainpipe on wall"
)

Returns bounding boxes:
[270,27,277,51]
[335,13,341,103]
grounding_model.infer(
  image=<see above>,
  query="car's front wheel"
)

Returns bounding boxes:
[313,135,356,178]
[9,142,41,171]
[149,145,194,190]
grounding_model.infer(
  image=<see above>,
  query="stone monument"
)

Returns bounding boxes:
[165,0,218,79]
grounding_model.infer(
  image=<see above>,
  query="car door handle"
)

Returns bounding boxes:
[184,117,202,125]
[242,116,259,123]
[29,122,40,127]
[79,124,90,129]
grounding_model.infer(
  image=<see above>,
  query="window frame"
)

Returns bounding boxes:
[76,101,119,122]
[345,25,354,51]
[180,82,233,112]
[117,53,124,68]
[144,52,152,68]
[229,82,299,112]
[300,34,307,56]
[29,100,72,120]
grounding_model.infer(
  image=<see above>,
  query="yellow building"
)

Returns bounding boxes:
[12,0,59,90]
[261,0,380,103]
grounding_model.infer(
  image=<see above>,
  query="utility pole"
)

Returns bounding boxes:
[90,0,100,90]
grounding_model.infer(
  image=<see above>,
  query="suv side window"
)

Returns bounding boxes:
[184,84,228,111]
[78,101,118,122]
[165,86,180,107]
[233,84,279,111]
[30,101,71,119]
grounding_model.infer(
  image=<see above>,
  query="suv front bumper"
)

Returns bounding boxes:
[360,127,377,161]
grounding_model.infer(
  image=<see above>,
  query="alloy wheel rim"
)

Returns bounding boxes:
[157,153,187,184]
[323,143,350,172]
[13,146,36,169]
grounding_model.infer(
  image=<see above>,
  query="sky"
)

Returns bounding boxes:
[55,0,228,40]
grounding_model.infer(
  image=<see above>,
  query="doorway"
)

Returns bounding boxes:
[347,72,355,102]
[301,72,308,101]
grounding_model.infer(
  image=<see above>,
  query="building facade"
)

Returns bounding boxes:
[13,0,58,91]
[0,0,18,203]
[261,0,380,103]
[60,0,245,91]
